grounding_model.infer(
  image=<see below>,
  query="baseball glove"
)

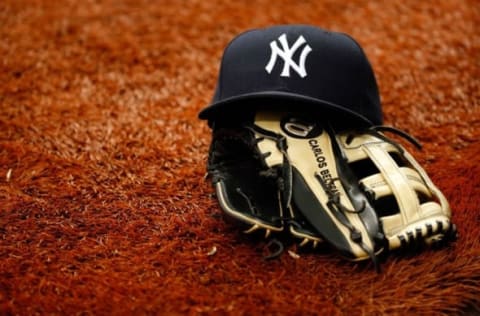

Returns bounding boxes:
[206,110,456,266]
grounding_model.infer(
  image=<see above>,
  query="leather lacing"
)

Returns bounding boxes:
[250,125,383,268]
[314,173,380,271]
[207,127,299,260]
[345,125,423,151]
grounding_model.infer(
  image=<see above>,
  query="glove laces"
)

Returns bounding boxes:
[345,125,422,152]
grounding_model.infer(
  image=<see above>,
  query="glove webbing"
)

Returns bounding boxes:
[342,125,453,250]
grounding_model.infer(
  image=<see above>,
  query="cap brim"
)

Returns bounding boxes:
[198,91,374,127]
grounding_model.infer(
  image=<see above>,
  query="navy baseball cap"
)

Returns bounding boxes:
[198,25,383,127]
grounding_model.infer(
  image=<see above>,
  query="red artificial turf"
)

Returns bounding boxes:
[1,0,479,314]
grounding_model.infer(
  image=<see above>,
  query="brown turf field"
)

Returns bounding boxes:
[1,1,479,314]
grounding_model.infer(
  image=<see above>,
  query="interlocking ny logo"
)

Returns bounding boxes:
[265,33,312,78]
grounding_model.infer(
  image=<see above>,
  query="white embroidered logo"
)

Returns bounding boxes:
[265,33,312,78]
